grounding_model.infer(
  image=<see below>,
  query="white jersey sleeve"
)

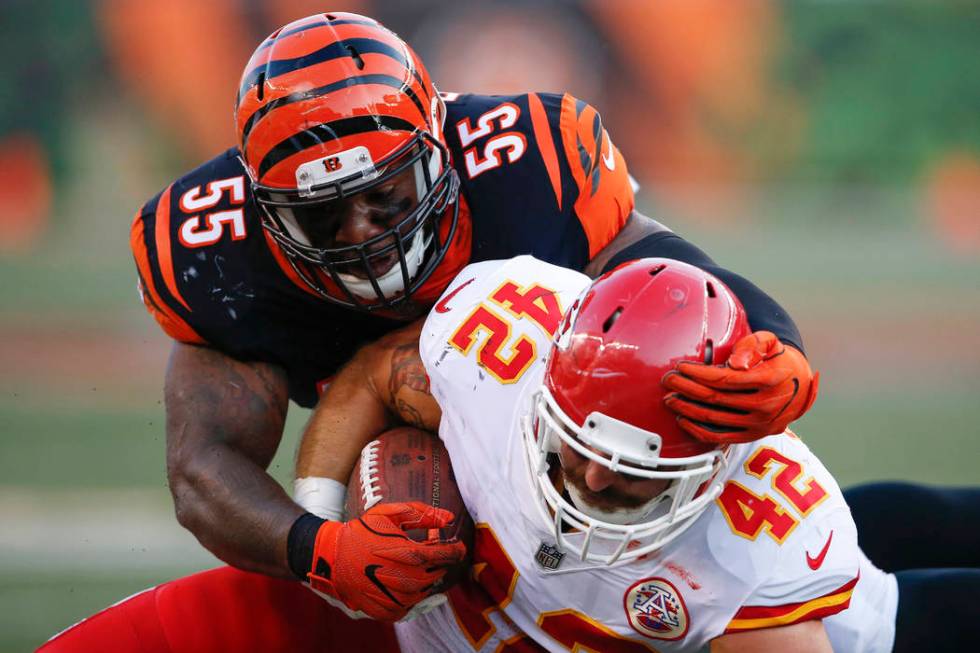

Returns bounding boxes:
[712,434,898,652]
[719,435,860,632]
[717,433,861,635]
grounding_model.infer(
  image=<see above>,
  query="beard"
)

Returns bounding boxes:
[560,465,660,512]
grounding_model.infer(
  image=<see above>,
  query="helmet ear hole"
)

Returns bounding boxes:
[706,281,716,298]
[705,339,714,365]
[602,307,624,333]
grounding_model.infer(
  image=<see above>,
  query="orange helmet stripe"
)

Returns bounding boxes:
[240,74,428,152]
[257,114,417,180]
[238,37,423,106]
[251,16,378,54]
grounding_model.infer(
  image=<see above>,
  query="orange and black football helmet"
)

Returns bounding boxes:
[235,13,460,311]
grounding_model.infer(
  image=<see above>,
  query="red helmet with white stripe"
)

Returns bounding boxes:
[235,13,460,311]
[524,258,751,564]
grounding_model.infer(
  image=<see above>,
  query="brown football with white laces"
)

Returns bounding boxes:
[345,426,474,550]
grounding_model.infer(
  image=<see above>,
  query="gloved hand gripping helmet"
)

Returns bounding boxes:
[524,258,751,565]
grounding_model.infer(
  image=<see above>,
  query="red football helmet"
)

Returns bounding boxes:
[235,13,460,311]
[524,258,751,564]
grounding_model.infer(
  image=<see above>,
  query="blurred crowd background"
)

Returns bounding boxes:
[1,0,978,649]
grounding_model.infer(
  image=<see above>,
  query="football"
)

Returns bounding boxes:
[346,426,474,551]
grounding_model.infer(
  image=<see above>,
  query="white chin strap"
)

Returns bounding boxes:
[564,479,666,526]
[336,228,430,299]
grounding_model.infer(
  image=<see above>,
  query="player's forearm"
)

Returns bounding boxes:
[165,342,299,578]
[294,354,392,483]
[168,443,303,578]
[295,319,436,483]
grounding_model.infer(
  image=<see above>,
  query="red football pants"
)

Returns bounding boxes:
[37,566,400,653]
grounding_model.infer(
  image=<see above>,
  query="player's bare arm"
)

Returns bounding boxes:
[165,342,302,579]
[711,619,833,653]
[295,319,437,485]
[287,320,464,621]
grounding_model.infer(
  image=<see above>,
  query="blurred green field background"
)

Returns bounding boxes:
[2,1,978,651]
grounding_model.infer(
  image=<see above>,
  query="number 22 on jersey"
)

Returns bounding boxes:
[448,281,563,384]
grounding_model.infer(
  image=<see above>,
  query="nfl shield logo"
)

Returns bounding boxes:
[534,543,565,570]
[624,577,690,641]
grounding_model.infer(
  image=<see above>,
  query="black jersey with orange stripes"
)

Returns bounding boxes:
[130,91,634,407]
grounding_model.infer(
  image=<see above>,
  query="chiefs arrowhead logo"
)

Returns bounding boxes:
[624,577,690,641]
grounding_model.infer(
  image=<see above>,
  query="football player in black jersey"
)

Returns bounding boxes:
[125,11,816,609]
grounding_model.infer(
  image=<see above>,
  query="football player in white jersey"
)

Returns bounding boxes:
[297,255,900,652]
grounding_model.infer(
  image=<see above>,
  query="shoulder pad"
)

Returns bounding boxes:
[420,256,590,388]
[130,148,263,343]
[707,435,862,633]
[443,93,634,269]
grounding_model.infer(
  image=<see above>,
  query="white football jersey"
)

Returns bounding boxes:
[396,257,898,653]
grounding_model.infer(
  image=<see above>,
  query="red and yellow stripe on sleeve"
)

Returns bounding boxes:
[130,203,205,345]
[557,93,634,259]
[724,576,859,633]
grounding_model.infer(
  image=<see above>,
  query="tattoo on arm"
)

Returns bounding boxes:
[164,343,297,577]
[395,398,426,429]
[253,365,288,426]
[387,341,433,429]
[389,342,430,394]
[196,359,285,461]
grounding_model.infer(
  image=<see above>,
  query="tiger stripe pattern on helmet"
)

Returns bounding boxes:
[235,13,438,190]
[256,115,418,180]
[232,12,459,311]
[239,73,428,153]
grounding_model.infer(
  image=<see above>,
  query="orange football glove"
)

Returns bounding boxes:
[662,331,819,444]
[307,502,467,622]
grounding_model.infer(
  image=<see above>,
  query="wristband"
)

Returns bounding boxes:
[287,512,326,581]
[294,476,348,520]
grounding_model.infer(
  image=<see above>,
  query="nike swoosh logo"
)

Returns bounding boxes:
[602,141,615,171]
[364,564,404,607]
[806,530,834,570]
[434,277,474,313]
